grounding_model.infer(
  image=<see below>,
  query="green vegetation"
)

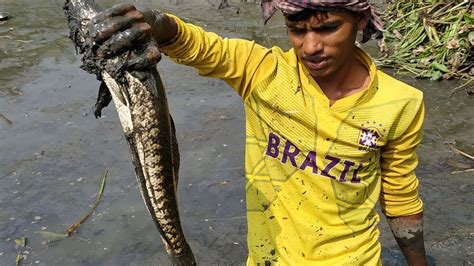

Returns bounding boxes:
[378,0,473,81]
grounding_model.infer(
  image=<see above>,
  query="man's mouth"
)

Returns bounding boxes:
[303,58,329,71]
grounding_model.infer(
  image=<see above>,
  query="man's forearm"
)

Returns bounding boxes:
[387,212,427,266]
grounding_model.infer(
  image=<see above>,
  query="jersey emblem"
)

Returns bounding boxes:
[358,126,382,152]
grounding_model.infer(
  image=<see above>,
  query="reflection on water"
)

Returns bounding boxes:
[0,0,78,96]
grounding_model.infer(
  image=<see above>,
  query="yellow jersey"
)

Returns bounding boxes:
[161,15,424,265]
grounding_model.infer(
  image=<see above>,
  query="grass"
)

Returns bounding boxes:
[377,0,473,82]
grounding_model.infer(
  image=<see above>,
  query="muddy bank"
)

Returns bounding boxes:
[0,0,472,265]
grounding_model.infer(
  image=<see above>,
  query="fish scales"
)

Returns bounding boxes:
[128,74,185,250]
[63,0,196,265]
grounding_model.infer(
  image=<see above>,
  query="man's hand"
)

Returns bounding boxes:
[387,213,427,266]
[87,4,177,117]
[89,3,169,70]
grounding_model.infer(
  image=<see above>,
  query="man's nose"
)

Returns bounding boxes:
[303,31,323,56]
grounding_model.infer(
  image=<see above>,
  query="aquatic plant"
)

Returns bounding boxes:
[377,0,473,81]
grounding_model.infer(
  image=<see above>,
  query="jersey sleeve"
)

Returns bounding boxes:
[379,101,425,217]
[159,14,275,100]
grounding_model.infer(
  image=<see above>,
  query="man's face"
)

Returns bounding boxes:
[285,11,367,80]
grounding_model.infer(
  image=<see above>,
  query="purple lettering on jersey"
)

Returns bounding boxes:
[264,132,364,185]
[339,160,355,182]
[265,132,280,158]
[300,151,318,174]
[321,155,340,179]
[281,140,300,167]
[351,163,363,183]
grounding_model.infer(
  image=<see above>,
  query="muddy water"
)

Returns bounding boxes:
[0,0,472,265]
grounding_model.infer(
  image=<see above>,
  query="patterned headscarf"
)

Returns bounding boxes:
[261,0,383,43]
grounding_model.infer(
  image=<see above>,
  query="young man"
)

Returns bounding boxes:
[90,1,427,264]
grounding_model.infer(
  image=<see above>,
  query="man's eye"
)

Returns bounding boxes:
[318,26,338,32]
[290,28,305,35]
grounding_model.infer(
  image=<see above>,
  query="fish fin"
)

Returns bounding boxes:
[170,115,180,186]
[93,81,113,118]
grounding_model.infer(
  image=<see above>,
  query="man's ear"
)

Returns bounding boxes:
[356,14,369,31]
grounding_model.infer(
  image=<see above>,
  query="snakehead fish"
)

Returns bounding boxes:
[63,0,196,265]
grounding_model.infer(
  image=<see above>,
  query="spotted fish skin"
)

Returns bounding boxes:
[64,1,196,265]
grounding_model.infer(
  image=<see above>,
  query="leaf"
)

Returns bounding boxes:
[430,61,449,73]
[429,70,444,81]
[36,231,69,243]
[67,168,109,236]
[463,13,474,24]
[469,32,474,46]
[14,237,26,247]
[15,252,22,266]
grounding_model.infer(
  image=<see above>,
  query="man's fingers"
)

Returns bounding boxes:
[96,23,151,58]
[91,14,135,42]
[89,4,159,70]
[90,3,138,42]
[126,43,161,70]
[91,3,136,23]
[91,10,145,42]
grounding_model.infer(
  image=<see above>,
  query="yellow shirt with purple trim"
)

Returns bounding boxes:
[161,15,424,265]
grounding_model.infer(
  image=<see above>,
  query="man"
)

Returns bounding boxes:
[90,0,427,265]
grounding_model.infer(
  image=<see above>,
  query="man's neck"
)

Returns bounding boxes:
[314,53,370,106]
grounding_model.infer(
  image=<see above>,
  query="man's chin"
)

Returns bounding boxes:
[308,68,335,81]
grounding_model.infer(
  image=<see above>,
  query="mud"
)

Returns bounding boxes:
[0,0,472,265]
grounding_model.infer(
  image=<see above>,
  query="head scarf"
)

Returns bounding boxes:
[261,0,383,43]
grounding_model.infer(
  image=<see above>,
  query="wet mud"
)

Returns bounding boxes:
[0,0,472,265]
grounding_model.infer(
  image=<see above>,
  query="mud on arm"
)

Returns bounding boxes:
[387,213,427,266]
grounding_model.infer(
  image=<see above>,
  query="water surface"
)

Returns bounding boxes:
[0,1,472,265]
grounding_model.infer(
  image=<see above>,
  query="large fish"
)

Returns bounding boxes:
[63,0,196,265]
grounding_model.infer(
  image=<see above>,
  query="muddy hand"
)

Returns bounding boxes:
[89,3,161,71]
